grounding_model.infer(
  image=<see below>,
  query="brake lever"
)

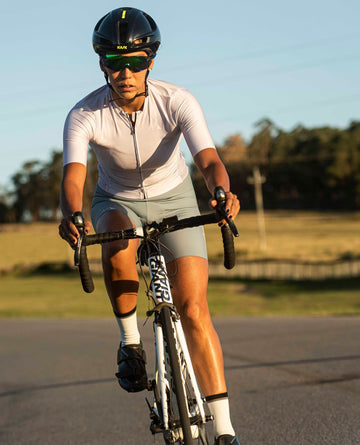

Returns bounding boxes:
[214,186,239,237]
[73,211,85,266]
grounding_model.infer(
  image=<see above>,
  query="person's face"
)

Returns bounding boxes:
[100,50,154,102]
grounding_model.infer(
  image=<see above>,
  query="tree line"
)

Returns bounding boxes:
[193,119,360,211]
[1,119,359,223]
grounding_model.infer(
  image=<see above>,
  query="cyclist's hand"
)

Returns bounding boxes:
[209,190,240,222]
[58,215,91,248]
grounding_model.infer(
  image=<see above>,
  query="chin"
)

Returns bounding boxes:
[117,91,137,99]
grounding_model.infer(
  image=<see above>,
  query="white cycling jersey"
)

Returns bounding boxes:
[63,79,215,199]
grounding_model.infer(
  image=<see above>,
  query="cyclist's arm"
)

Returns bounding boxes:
[61,105,94,246]
[193,148,240,219]
[59,162,90,247]
[174,90,239,218]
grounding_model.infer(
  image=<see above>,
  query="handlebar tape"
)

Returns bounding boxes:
[72,211,94,293]
[221,224,236,269]
[79,243,94,293]
[84,231,125,245]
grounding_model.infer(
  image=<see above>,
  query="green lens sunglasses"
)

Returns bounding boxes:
[102,55,151,72]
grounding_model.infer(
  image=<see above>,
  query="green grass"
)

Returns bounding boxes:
[207,278,360,316]
[1,211,360,272]
[0,274,112,318]
[1,211,359,318]
[1,272,359,318]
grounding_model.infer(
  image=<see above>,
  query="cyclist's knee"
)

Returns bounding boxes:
[102,239,131,263]
[180,300,210,327]
[102,244,139,287]
[98,209,138,266]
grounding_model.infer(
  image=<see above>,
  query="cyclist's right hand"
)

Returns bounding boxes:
[212,187,239,237]
[58,214,91,249]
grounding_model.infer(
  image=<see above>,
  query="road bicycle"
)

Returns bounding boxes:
[72,186,238,445]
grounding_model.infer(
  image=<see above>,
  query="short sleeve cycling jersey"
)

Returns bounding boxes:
[63,79,215,199]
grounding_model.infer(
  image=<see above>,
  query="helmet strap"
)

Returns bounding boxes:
[133,69,150,98]
[104,72,115,92]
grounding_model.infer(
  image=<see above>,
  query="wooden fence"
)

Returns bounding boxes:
[85,258,360,281]
[209,259,360,280]
[2,258,359,281]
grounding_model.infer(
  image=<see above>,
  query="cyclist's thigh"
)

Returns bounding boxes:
[91,185,142,233]
[97,209,140,275]
[147,174,208,263]
[168,256,210,315]
[160,226,208,263]
[92,190,141,277]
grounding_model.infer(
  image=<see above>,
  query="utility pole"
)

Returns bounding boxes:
[247,166,267,251]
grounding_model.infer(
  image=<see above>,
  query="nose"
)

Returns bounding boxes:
[118,66,132,78]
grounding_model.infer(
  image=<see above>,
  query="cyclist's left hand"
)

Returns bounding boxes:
[209,191,240,221]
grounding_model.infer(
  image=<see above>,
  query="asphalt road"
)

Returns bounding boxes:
[0,317,359,445]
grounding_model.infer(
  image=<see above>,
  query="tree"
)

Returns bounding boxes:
[12,160,43,221]
[248,118,277,167]
[3,119,360,222]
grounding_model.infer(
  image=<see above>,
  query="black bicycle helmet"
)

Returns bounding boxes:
[93,7,161,57]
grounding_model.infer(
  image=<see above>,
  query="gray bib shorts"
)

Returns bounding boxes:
[91,175,208,264]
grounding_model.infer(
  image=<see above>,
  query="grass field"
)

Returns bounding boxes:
[1,211,360,271]
[1,211,359,318]
[1,273,359,318]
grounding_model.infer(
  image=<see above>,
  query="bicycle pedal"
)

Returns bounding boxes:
[150,421,163,435]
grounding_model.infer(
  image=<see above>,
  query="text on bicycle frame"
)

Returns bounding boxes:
[149,256,172,303]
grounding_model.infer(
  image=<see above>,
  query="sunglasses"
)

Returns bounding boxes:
[101,55,151,72]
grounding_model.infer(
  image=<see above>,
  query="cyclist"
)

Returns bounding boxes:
[59,7,240,445]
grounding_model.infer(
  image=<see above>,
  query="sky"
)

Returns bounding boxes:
[1,0,359,189]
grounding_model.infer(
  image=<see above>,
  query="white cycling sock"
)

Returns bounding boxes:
[207,394,236,438]
[115,308,141,345]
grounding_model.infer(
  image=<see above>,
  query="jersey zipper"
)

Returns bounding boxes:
[128,113,147,199]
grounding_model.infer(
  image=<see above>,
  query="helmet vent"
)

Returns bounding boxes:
[134,37,150,47]
[118,21,128,44]
[144,13,157,31]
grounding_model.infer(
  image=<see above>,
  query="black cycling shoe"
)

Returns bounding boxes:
[215,435,240,445]
[115,342,148,393]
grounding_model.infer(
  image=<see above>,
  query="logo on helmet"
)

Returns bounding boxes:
[117,45,128,50]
